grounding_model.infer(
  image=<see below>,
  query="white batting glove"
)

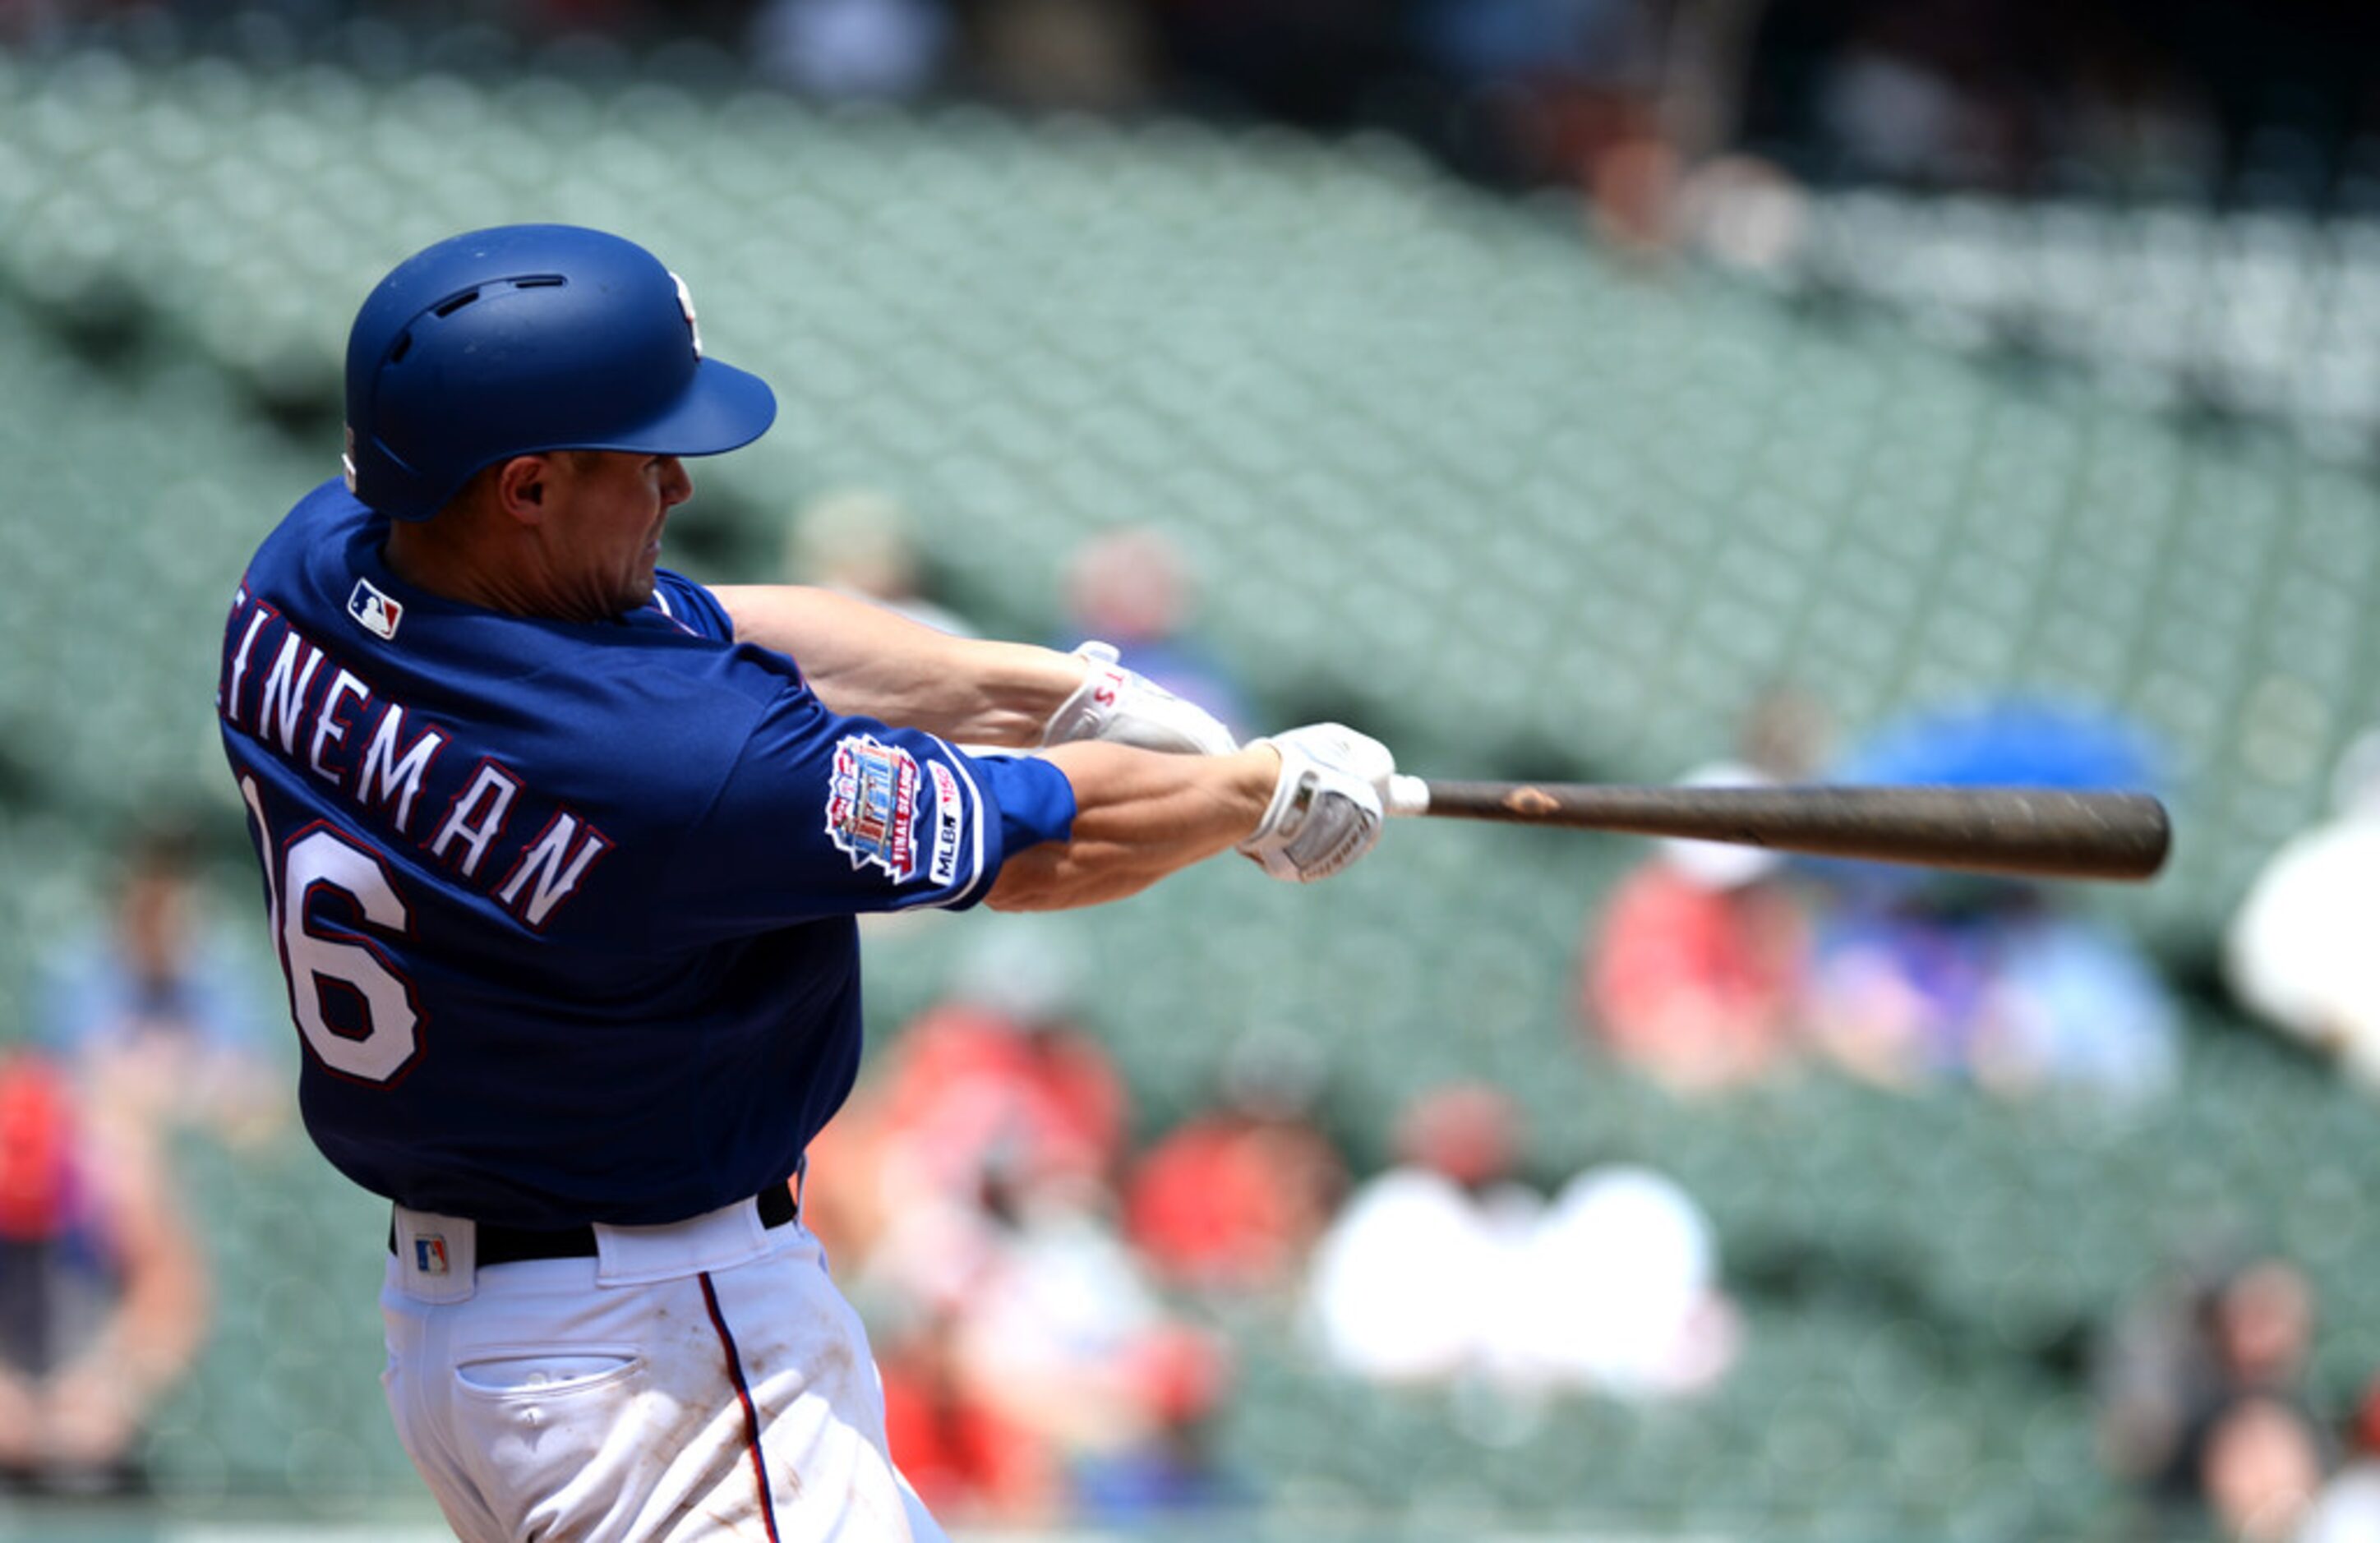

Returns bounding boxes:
[1238,724,1392,882]
[1283,720,1397,804]
[1040,641,1238,756]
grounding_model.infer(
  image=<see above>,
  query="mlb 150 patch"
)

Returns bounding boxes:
[827,735,922,882]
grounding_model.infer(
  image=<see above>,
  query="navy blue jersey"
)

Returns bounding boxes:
[218,480,1075,1228]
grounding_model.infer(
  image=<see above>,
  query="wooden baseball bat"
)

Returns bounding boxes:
[1384,777,2170,882]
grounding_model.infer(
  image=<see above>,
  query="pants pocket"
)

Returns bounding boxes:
[447,1346,648,1540]
[455,1351,641,1396]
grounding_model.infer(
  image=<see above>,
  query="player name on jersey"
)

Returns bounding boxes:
[218,586,612,930]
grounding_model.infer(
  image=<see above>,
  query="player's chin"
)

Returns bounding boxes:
[616,567,659,611]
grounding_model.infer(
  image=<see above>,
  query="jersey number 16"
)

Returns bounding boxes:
[239,773,425,1085]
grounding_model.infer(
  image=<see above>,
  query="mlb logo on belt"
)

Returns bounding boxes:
[414,1235,450,1275]
[348,578,404,640]
[826,735,920,882]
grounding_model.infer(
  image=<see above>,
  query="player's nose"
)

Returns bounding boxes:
[658,456,693,509]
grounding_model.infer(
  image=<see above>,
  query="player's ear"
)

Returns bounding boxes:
[491,454,556,525]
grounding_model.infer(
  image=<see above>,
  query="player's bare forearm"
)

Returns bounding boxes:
[713,585,1080,744]
[986,742,1279,911]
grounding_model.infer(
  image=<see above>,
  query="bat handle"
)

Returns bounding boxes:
[1386,775,1431,818]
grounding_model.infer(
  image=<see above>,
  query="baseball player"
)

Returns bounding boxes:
[215,223,1391,1542]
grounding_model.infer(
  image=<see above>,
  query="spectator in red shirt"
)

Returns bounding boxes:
[876,920,1128,1205]
[1126,1033,1346,1294]
[1581,763,1810,1094]
[0,1051,210,1496]
[877,1302,1063,1526]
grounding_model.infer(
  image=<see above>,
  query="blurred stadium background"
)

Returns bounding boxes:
[5,1,2380,1540]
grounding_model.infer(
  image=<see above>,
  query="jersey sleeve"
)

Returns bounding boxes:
[655,689,1076,943]
[969,751,1078,857]
[649,570,736,643]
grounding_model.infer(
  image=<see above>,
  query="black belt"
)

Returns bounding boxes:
[390,1179,801,1269]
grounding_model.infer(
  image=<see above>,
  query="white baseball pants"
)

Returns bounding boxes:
[380,1196,947,1543]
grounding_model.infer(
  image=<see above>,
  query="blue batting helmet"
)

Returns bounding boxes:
[342,224,777,521]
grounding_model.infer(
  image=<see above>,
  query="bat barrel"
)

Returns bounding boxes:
[1406,781,2170,882]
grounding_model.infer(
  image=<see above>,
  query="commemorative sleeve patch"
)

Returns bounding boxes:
[826,734,922,882]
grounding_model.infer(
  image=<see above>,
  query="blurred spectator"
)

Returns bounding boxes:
[1807,873,2179,1100]
[1579,691,1830,1094]
[1581,761,1812,1096]
[872,918,1127,1204]
[966,0,1154,114]
[2098,1254,2333,1535]
[1735,680,1835,784]
[958,1163,1161,1421]
[878,1300,1065,1524]
[793,919,1119,1318]
[746,0,952,99]
[1813,12,2017,189]
[1500,1163,1738,1398]
[2225,730,2380,1092]
[1676,151,1814,274]
[2200,1394,2326,1541]
[1412,0,1656,123]
[1303,1081,1539,1384]
[782,487,976,638]
[2300,1375,2380,1543]
[866,1150,1224,1524]
[0,1051,208,1497]
[1407,0,1679,246]
[1072,1324,1250,1522]
[17,0,2356,216]
[37,824,283,1149]
[824,918,1244,1522]
[1124,1029,1347,1295]
[951,1166,1192,1492]
[1304,1081,1736,1398]
[1057,525,1250,742]
[796,1067,899,1293]
[1805,699,2177,1102]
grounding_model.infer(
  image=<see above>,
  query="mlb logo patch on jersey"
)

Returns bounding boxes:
[928,762,964,887]
[348,578,404,640]
[414,1234,450,1275]
[827,735,920,882]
